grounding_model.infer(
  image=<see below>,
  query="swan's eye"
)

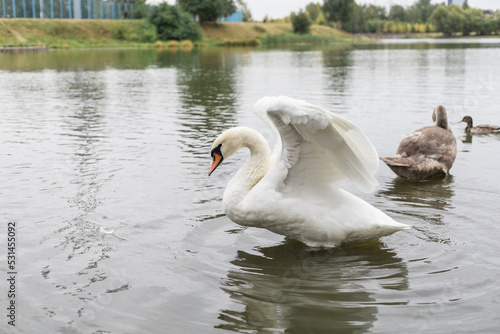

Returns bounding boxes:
[211,143,223,158]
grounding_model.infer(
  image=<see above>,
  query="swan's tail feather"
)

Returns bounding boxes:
[379,156,410,167]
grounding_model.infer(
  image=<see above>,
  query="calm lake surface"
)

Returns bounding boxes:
[1,38,500,333]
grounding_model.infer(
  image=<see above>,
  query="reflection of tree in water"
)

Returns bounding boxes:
[168,49,240,143]
[321,46,354,107]
[217,240,408,333]
[0,49,158,72]
[169,49,241,171]
[377,176,455,227]
[444,48,466,79]
[157,49,241,218]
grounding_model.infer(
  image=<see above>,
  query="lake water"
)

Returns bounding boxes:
[1,39,500,333]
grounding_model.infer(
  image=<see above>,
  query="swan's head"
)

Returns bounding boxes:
[432,105,450,131]
[208,127,254,176]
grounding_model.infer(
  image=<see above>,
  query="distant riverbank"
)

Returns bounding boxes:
[3,18,494,52]
[0,19,364,50]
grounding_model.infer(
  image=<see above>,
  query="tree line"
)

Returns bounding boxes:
[291,0,500,36]
[134,0,500,42]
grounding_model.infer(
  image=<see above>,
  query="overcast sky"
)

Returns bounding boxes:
[159,1,500,21]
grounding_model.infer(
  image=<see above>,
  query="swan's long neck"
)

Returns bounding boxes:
[433,106,451,132]
[223,128,272,205]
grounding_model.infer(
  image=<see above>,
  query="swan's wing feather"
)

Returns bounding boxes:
[397,126,456,158]
[254,96,379,193]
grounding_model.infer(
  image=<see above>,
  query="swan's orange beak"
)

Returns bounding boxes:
[209,153,223,176]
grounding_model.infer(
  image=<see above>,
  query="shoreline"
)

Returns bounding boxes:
[1,19,499,52]
[0,45,50,53]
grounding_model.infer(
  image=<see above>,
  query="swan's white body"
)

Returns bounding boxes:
[210,96,409,247]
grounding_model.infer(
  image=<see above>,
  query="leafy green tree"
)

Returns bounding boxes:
[323,0,355,25]
[236,0,252,22]
[407,0,438,23]
[416,0,437,23]
[446,4,464,33]
[365,4,387,21]
[131,0,149,19]
[341,2,364,33]
[306,2,323,22]
[462,8,482,35]
[178,0,237,23]
[341,3,385,33]
[389,5,407,22]
[316,11,327,25]
[478,19,496,35]
[291,10,313,34]
[430,4,464,36]
[149,3,203,40]
[365,19,384,33]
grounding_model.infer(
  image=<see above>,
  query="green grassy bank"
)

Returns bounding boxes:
[0,19,153,48]
[0,19,360,49]
[200,22,358,46]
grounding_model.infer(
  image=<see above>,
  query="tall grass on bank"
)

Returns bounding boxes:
[260,34,352,46]
[216,39,260,46]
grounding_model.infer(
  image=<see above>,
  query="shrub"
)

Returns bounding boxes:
[138,20,158,42]
[478,19,496,35]
[252,25,266,34]
[217,39,260,46]
[291,10,313,34]
[149,3,203,41]
[180,40,193,47]
[365,19,384,33]
[114,26,126,40]
[167,40,180,47]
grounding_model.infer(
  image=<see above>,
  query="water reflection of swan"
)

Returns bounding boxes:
[377,177,455,241]
[377,177,455,214]
[216,240,408,333]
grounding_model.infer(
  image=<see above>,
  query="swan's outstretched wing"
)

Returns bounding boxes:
[254,96,379,193]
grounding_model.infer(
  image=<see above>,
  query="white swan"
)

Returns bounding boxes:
[209,96,409,247]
